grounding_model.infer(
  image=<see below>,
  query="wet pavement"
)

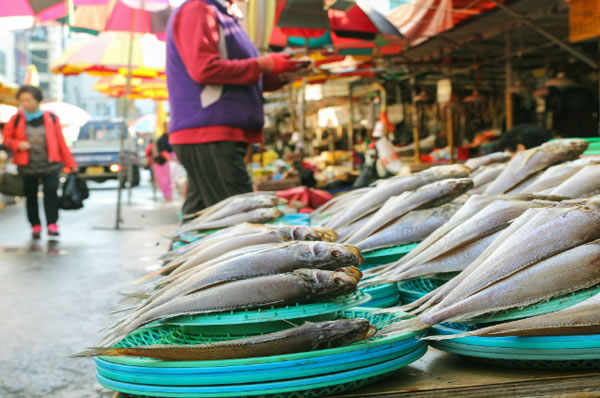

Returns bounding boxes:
[0,180,181,397]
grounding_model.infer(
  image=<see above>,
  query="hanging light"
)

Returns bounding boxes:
[464,89,486,103]
[544,72,578,89]
[507,79,529,94]
[414,90,430,103]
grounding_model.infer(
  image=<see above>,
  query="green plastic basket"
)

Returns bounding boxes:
[467,284,600,324]
[97,345,428,398]
[430,324,600,369]
[361,243,418,266]
[148,292,371,329]
[103,373,390,398]
[105,309,423,368]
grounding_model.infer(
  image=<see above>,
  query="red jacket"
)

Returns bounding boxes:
[2,111,77,169]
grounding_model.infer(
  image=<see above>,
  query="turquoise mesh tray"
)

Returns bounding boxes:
[148,292,371,328]
[95,341,423,385]
[96,344,427,397]
[357,283,399,308]
[103,310,424,368]
[430,324,600,369]
[467,284,600,324]
[397,274,457,303]
[361,243,418,266]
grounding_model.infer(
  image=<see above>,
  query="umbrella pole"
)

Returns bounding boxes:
[115,5,139,229]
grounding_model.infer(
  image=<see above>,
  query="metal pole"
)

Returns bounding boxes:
[446,107,455,164]
[115,4,138,229]
[410,77,420,164]
[491,0,598,70]
[505,29,514,131]
[348,85,354,151]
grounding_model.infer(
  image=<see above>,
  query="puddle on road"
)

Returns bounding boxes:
[0,240,70,256]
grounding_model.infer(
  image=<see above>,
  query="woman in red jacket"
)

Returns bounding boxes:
[2,85,77,239]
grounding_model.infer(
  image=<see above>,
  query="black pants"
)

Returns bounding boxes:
[22,172,60,226]
[174,142,252,215]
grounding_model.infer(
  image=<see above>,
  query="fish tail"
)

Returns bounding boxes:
[133,265,176,284]
[118,290,152,302]
[423,330,477,341]
[71,346,128,358]
[110,305,139,315]
[382,316,429,334]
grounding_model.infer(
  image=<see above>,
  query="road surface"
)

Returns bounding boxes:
[0,181,180,397]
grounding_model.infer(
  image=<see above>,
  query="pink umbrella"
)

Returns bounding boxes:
[70,0,172,40]
[0,0,67,30]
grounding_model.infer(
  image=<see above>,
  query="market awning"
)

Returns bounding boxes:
[387,0,499,45]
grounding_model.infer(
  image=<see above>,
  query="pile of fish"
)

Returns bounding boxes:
[380,198,600,337]
[312,165,474,251]
[361,193,566,285]
[320,138,600,341]
[172,192,284,239]
[90,239,365,354]
[143,223,338,281]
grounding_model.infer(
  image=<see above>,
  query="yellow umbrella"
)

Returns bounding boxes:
[51,32,165,78]
[93,74,167,100]
[0,80,18,106]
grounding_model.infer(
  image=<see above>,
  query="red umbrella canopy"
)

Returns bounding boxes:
[274,0,402,40]
[0,0,67,29]
[270,0,403,55]
[70,0,172,40]
[0,0,66,20]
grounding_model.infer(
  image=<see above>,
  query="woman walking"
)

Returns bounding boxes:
[2,85,77,239]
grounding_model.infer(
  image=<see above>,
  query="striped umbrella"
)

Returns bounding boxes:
[69,0,172,40]
[51,32,165,77]
[94,74,167,100]
[0,0,67,30]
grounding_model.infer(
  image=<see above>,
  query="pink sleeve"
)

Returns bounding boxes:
[173,1,261,86]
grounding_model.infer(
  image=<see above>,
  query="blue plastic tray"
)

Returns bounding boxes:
[95,339,422,386]
[361,243,418,266]
[96,344,427,397]
[430,325,600,368]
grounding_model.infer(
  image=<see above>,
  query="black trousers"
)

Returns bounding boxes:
[174,142,252,215]
[22,172,60,226]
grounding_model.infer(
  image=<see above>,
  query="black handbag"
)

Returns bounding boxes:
[0,172,24,196]
[59,174,86,210]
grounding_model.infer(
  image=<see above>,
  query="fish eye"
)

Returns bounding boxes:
[331,250,343,258]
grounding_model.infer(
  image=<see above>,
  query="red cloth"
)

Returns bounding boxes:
[3,111,76,169]
[277,186,333,209]
[145,143,154,168]
[170,0,285,145]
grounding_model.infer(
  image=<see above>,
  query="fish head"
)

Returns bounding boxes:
[541,139,589,159]
[335,266,363,282]
[249,195,280,208]
[313,319,376,349]
[308,242,364,267]
[309,226,338,242]
[425,164,472,180]
[254,208,284,220]
[282,226,327,241]
[294,268,359,297]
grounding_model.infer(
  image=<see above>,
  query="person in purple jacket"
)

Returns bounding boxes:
[167,0,308,216]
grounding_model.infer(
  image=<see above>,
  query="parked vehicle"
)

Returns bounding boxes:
[71,119,140,187]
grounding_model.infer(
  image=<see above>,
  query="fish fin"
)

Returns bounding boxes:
[71,347,126,358]
[133,265,177,284]
[281,319,300,328]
